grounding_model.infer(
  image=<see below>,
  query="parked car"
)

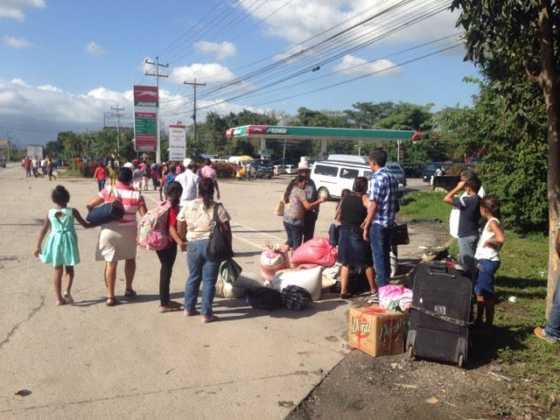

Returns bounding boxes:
[249,159,274,178]
[311,159,373,200]
[422,162,445,182]
[386,162,407,187]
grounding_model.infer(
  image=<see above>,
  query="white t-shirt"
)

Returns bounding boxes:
[177,199,230,241]
[475,218,501,261]
[175,169,199,204]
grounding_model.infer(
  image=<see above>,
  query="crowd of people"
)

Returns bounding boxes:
[30,149,560,340]
[22,156,58,181]
[35,157,229,323]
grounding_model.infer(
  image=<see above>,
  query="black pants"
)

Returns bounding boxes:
[303,211,318,242]
[156,244,177,306]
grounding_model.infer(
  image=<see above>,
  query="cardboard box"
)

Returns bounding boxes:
[348,306,408,357]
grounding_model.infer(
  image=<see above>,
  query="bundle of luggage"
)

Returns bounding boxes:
[346,260,474,368]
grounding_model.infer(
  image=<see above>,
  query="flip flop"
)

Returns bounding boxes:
[106,298,120,307]
[202,315,219,323]
[124,289,137,298]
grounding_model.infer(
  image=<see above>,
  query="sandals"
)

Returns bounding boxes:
[202,315,219,323]
[340,292,352,299]
[160,303,183,313]
[106,298,120,307]
[124,289,137,298]
[184,309,200,317]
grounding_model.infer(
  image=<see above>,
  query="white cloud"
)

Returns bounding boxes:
[2,35,32,48]
[240,0,459,46]
[194,41,237,60]
[170,63,236,84]
[86,41,105,56]
[0,0,45,22]
[0,78,257,145]
[334,55,398,76]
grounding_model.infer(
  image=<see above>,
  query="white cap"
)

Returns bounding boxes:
[298,160,310,170]
[183,158,192,167]
[123,162,134,169]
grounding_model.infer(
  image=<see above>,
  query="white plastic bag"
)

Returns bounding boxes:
[271,266,323,301]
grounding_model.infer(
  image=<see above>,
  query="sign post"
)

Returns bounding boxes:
[133,85,158,154]
[168,123,187,162]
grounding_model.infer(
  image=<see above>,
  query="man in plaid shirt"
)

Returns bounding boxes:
[362,149,399,293]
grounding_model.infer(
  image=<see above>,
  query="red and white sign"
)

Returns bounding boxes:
[133,85,158,153]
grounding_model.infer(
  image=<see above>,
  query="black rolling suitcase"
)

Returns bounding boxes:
[406,261,472,367]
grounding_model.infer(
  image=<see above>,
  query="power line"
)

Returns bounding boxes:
[198,0,450,103]
[208,43,464,111]
[160,0,424,105]
[192,2,451,108]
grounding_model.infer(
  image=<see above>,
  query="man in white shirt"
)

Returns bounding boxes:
[175,158,199,208]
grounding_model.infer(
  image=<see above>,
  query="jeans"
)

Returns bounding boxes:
[303,211,318,242]
[458,235,478,275]
[545,280,560,340]
[156,243,177,306]
[185,239,219,316]
[284,222,304,249]
[369,223,392,287]
[97,179,106,191]
[475,259,500,298]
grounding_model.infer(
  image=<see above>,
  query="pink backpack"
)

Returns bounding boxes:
[137,201,172,251]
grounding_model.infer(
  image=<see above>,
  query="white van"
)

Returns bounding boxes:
[311,159,373,199]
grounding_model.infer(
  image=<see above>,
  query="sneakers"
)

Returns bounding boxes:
[367,291,379,305]
[63,292,74,304]
[534,327,559,344]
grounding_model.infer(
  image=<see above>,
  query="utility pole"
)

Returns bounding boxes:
[110,105,125,158]
[144,56,169,164]
[183,79,206,145]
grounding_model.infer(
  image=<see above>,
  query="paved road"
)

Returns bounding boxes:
[0,166,350,419]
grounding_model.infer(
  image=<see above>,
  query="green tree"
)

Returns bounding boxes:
[451,0,560,314]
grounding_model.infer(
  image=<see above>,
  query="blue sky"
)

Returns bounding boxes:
[0,0,480,145]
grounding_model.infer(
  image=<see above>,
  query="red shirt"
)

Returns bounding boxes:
[168,206,178,230]
[94,166,107,181]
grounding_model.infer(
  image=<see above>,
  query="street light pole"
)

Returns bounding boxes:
[110,105,124,157]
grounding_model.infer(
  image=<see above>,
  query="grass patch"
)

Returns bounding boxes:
[400,191,449,224]
[401,192,560,410]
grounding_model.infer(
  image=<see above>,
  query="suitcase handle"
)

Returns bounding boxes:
[411,305,471,327]
[427,265,455,278]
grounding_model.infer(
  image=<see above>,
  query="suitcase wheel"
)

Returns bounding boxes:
[407,344,415,360]
[457,353,464,368]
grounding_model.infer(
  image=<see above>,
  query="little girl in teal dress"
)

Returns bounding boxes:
[34,185,92,305]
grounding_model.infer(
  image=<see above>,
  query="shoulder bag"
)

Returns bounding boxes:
[86,188,125,226]
[207,203,234,262]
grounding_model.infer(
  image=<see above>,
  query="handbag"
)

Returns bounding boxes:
[86,188,125,226]
[328,223,340,246]
[274,200,285,216]
[207,203,234,262]
[391,223,410,246]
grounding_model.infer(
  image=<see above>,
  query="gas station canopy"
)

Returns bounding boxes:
[225,125,419,142]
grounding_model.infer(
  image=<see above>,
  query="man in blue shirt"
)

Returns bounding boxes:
[362,149,399,293]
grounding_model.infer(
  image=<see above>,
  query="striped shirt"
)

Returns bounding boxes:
[99,182,145,225]
[369,167,399,227]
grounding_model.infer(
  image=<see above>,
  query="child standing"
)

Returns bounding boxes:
[474,196,505,326]
[34,186,92,305]
[157,181,185,313]
[443,174,482,276]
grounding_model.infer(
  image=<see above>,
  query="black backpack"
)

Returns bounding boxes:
[282,286,312,311]
[247,287,284,310]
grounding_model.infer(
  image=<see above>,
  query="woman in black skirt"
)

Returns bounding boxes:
[336,177,378,302]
